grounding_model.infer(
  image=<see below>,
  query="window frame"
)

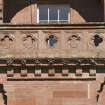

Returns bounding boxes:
[37,4,71,24]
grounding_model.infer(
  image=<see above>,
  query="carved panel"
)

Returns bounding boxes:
[0,33,14,49]
[46,35,57,48]
[67,34,81,48]
[89,33,104,48]
[43,31,61,49]
[21,31,38,49]
[87,32,105,58]
[64,32,83,49]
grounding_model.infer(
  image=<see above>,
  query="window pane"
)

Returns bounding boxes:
[49,6,58,21]
[38,5,70,23]
[59,6,69,21]
[39,5,48,20]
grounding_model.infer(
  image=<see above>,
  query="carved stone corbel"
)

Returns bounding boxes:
[6,59,13,66]
[6,59,14,77]
[76,68,82,76]
[34,59,41,65]
[47,59,55,65]
[34,59,41,76]
[21,59,26,66]
[89,69,96,76]
[20,59,27,77]
[62,69,69,76]
[48,69,55,76]
[61,59,68,66]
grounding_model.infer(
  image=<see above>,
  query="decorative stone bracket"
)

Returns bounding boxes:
[0,58,101,80]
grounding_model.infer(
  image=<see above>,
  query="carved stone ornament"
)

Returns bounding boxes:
[23,34,38,49]
[0,33,14,49]
[34,59,41,64]
[91,34,103,47]
[46,35,58,48]
[67,34,81,48]
[21,59,26,66]
[6,59,14,66]
[47,59,55,65]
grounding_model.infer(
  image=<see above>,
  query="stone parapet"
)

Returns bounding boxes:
[0,24,104,58]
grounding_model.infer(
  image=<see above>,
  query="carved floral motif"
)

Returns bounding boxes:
[67,34,81,48]
[23,33,38,49]
[91,34,103,47]
[0,33,14,49]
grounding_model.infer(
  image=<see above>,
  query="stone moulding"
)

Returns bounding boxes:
[0,58,104,80]
[0,58,105,67]
[0,23,105,30]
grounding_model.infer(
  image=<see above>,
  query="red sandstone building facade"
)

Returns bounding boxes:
[0,0,105,105]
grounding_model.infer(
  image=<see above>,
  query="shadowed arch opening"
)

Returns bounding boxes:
[3,0,104,23]
[3,0,37,23]
[70,0,104,22]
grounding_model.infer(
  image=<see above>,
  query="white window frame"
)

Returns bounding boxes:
[37,4,70,24]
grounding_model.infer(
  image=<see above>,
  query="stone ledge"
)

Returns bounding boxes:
[7,77,96,81]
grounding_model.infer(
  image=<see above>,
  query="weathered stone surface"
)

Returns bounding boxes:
[3,81,97,105]
[0,29,104,58]
[0,0,105,105]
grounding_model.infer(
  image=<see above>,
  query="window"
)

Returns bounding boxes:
[38,5,70,24]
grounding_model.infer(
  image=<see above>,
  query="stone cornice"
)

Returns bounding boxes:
[0,23,105,30]
[0,58,104,67]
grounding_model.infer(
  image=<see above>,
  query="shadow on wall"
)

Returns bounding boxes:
[3,0,104,23]
[0,84,7,105]
[3,0,37,23]
[70,0,104,22]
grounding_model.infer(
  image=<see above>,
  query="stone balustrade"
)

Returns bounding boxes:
[0,24,104,58]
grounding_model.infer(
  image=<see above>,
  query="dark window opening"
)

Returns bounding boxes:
[46,35,57,48]
[93,34,103,47]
